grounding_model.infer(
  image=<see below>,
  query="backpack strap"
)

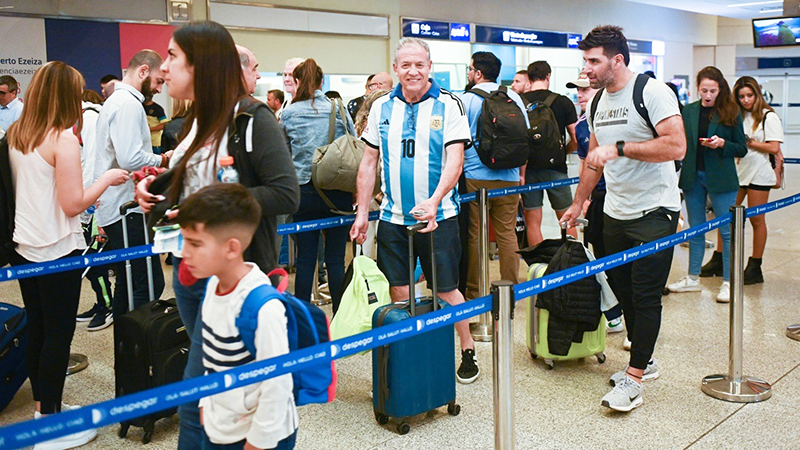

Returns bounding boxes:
[236,284,298,356]
[633,73,657,138]
[543,92,558,108]
[589,88,604,130]
[467,88,491,100]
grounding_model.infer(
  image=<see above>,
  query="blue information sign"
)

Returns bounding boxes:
[628,39,653,54]
[568,33,582,49]
[449,22,471,41]
[474,25,570,48]
[758,57,800,69]
[402,19,450,40]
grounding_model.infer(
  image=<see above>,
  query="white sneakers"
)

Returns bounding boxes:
[668,276,731,303]
[668,276,701,293]
[606,317,624,334]
[34,404,97,450]
[716,281,730,303]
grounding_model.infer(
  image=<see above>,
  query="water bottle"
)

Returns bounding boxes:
[217,156,239,183]
[85,205,96,215]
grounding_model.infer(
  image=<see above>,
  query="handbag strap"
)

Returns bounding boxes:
[335,98,353,139]
[326,99,337,145]
[310,175,352,215]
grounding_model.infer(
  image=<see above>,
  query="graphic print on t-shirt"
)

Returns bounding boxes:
[594,107,629,128]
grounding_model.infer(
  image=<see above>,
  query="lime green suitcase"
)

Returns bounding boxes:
[526,263,606,370]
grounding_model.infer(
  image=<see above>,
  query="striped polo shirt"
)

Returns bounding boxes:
[362,79,472,226]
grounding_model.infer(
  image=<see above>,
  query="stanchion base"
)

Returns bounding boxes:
[701,374,771,403]
[787,324,800,341]
[66,353,89,375]
[469,322,493,342]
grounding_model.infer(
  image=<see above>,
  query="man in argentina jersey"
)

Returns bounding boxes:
[350,37,480,384]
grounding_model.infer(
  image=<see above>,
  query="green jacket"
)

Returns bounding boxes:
[679,101,747,193]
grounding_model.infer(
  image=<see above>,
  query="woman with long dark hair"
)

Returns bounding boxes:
[135,21,299,449]
[280,58,355,314]
[668,66,747,302]
[5,61,128,449]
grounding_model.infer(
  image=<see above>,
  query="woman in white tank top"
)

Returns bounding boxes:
[4,61,128,449]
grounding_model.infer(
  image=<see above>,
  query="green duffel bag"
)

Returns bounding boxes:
[330,254,391,348]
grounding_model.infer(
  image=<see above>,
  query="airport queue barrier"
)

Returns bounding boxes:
[1,179,800,449]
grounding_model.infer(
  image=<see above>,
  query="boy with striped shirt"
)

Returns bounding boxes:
[178,183,298,450]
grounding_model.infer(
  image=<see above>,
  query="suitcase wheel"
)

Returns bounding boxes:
[142,420,155,444]
[447,402,461,416]
[118,423,129,438]
[374,411,389,425]
[530,351,537,361]
[397,422,410,435]
[597,353,606,364]
[545,359,555,370]
[142,431,153,444]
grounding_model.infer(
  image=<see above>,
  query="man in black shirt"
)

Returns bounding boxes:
[520,60,579,245]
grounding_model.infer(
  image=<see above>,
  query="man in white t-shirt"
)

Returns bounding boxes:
[561,25,686,413]
[350,37,480,384]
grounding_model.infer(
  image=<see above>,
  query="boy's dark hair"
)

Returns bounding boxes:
[100,74,119,84]
[178,183,262,242]
[578,25,630,66]
[471,51,501,82]
[527,61,551,82]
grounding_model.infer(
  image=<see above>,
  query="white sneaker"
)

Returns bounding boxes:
[34,404,97,450]
[623,337,632,351]
[607,318,624,334]
[601,375,643,412]
[668,276,701,293]
[716,281,730,303]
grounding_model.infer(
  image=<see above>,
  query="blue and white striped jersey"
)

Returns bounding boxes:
[362,79,472,226]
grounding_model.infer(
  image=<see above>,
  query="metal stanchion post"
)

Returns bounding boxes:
[702,205,771,402]
[787,324,800,341]
[470,188,493,341]
[492,280,515,450]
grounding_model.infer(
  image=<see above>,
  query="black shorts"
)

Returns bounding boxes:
[741,184,772,192]
[376,218,461,293]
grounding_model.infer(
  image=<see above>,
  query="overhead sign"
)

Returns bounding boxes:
[0,16,47,97]
[402,18,471,42]
[402,19,450,40]
[474,25,571,48]
[628,39,652,54]
[568,33,582,49]
[758,57,800,69]
[449,22,471,42]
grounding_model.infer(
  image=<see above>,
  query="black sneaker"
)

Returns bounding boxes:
[456,348,480,384]
[76,303,101,323]
[87,307,113,331]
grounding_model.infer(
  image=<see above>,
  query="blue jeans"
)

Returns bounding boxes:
[172,256,209,450]
[201,429,297,450]
[293,183,350,314]
[683,171,738,282]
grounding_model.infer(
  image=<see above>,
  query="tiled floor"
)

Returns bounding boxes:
[2,155,800,449]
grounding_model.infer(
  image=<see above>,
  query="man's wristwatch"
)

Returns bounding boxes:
[616,140,625,157]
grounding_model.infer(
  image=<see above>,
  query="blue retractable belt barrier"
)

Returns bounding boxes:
[1,191,799,449]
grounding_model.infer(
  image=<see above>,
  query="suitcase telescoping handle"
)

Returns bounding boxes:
[406,222,437,317]
[560,218,588,241]
[119,200,156,312]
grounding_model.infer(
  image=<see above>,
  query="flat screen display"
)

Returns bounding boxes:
[753,16,800,48]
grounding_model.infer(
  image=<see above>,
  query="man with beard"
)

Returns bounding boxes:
[459,51,528,303]
[94,49,168,320]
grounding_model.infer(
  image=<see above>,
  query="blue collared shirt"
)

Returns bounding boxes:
[0,98,23,132]
[281,90,356,185]
[459,82,528,182]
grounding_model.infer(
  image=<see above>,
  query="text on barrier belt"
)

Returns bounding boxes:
[1,192,799,449]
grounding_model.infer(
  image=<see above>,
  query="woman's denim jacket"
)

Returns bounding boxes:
[281,90,356,185]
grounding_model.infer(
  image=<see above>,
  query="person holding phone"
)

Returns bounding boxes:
[668,66,747,303]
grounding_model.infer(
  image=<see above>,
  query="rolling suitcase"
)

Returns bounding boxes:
[115,201,189,444]
[525,222,606,370]
[0,303,27,412]
[372,223,460,435]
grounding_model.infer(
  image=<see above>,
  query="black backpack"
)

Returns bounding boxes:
[524,92,565,170]
[589,73,682,171]
[468,86,529,169]
[0,137,15,267]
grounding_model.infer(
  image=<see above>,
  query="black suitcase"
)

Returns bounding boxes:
[115,201,189,444]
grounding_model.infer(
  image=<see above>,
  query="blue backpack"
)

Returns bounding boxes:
[235,270,337,406]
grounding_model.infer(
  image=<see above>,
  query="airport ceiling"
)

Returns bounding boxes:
[625,0,790,19]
